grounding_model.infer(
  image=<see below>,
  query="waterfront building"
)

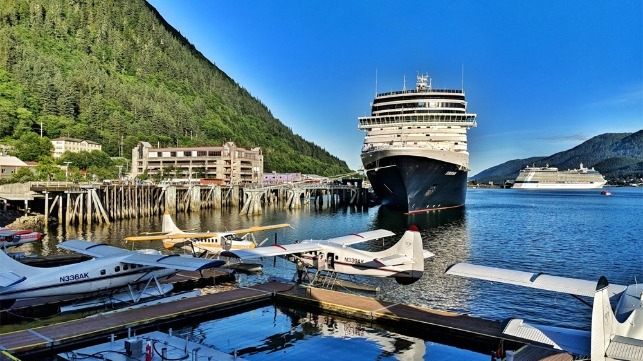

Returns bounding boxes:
[131,141,263,185]
[0,156,28,180]
[51,137,102,158]
[263,172,302,185]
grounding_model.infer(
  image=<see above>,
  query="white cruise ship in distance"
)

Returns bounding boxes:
[512,163,607,189]
[358,73,477,213]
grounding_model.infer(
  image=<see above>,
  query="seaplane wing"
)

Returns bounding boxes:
[124,233,173,242]
[59,239,129,257]
[445,263,627,298]
[221,242,323,259]
[228,224,291,235]
[124,224,291,242]
[502,319,591,356]
[326,229,395,247]
[58,240,224,271]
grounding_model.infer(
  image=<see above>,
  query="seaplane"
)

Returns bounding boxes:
[221,225,433,286]
[124,211,290,257]
[446,263,643,360]
[0,239,225,310]
[0,228,45,249]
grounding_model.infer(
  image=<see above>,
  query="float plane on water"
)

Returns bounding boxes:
[124,211,290,256]
[0,240,225,309]
[0,228,45,249]
[446,263,643,360]
[222,226,433,285]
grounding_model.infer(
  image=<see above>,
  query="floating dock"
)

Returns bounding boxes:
[57,331,245,361]
[0,281,572,360]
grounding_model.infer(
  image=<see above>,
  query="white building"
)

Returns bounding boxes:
[0,156,28,180]
[51,137,102,158]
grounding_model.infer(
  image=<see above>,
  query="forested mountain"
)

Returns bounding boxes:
[0,0,350,176]
[472,131,643,185]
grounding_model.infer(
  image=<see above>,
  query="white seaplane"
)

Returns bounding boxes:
[446,263,643,360]
[124,211,290,256]
[0,239,225,309]
[222,225,433,285]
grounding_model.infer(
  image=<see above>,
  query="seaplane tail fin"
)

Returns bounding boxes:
[161,210,183,234]
[591,276,616,361]
[389,225,425,285]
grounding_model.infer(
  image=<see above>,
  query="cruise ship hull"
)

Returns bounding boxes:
[363,153,467,213]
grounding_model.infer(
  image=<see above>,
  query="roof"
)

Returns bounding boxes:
[0,156,28,167]
[52,137,100,145]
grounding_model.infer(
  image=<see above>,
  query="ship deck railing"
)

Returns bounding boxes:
[377,88,464,97]
[358,115,477,127]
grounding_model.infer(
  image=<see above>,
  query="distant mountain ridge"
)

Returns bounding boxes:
[472,131,643,185]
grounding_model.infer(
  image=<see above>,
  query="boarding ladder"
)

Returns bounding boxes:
[312,269,339,289]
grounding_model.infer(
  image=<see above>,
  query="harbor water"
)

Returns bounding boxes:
[21,186,643,359]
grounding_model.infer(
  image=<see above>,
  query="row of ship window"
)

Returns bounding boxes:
[373,103,465,112]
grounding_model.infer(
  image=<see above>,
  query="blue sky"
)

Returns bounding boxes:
[147,1,642,175]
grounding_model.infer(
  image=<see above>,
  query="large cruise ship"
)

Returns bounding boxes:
[512,163,607,189]
[358,74,477,213]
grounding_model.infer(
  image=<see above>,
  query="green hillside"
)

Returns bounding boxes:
[0,0,350,176]
[472,131,643,185]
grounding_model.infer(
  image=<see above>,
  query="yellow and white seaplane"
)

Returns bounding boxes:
[124,211,290,258]
[222,225,433,286]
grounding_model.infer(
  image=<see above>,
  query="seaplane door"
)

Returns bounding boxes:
[327,253,335,270]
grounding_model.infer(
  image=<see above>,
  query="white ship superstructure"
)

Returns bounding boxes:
[359,74,477,212]
[512,163,607,189]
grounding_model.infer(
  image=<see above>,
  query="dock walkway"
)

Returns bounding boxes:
[0,282,572,360]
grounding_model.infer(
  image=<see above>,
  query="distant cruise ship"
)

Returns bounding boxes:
[512,163,607,189]
[358,73,477,213]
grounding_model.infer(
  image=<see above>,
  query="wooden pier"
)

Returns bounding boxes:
[0,181,371,226]
[0,282,571,360]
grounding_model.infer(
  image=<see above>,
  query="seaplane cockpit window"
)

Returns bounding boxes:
[115,266,121,272]
[123,265,129,271]
[131,264,136,269]
[100,269,106,275]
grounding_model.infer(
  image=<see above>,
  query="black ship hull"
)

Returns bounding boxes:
[363,156,468,213]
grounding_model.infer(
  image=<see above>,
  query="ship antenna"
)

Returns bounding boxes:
[403,75,406,91]
[375,69,378,96]
[461,64,464,91]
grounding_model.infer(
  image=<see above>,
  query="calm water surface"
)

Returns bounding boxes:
[23,187,642,358]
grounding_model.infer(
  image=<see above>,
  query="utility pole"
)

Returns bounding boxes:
[63,162,72,182]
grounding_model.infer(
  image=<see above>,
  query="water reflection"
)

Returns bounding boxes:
[174,305,486,360]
